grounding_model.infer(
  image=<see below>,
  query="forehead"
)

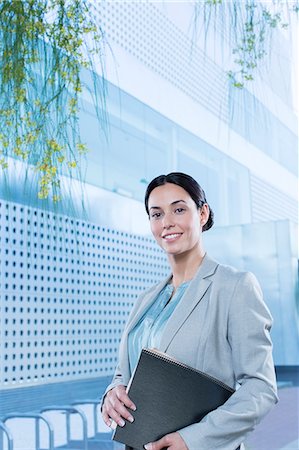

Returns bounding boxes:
[148,183,192,207]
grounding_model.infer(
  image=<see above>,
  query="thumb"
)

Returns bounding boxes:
[144,435,169,450]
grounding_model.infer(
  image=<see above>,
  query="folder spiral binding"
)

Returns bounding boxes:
[113,348,235,450]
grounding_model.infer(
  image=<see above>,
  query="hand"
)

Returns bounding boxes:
[144,432,188,450]
[102,385,136,428]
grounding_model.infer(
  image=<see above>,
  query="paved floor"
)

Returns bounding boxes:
[245,386,299,450]
[2,386,298,450]
[96,385,299,450]
[99,385,299,450]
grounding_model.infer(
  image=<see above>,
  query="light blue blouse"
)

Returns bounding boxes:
[128,281,190,374]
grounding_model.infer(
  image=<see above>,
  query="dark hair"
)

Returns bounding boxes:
[144,172,214,232]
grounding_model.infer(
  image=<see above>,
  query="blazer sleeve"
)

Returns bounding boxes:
[178,271,278,450]
[100,285,158,407]
[100,305,137,406]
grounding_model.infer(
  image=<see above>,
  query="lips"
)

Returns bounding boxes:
[162,233,182,240]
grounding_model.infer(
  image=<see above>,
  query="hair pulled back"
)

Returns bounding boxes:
[144,172,214,232]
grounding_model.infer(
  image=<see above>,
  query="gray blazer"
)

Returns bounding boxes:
[104,254,278,450]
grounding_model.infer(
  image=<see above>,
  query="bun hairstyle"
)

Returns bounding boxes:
[144,172,214,232]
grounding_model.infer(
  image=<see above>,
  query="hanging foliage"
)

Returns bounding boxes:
[0,0,107,201]
[194,0,298,88]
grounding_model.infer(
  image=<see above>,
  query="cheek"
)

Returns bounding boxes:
[186,218,201,238]
[150,221,161,238]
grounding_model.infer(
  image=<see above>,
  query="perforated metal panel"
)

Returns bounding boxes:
[0,200,169,389]
[92,1,228,121]
[91,1,296,175]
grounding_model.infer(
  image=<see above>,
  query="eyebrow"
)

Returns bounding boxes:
[149,200,187,210]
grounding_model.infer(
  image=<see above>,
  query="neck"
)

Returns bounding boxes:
[168,245,206,289]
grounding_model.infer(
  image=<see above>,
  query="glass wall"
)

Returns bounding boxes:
[204,219,299,365]
[229,87,298,176]
[78,81,252,227]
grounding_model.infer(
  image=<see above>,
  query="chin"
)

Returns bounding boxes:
[164,247,185,256]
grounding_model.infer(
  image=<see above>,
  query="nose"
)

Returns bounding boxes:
[162,211,174,229]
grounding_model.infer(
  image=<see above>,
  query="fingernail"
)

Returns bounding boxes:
[131,404,137,411]
[144,444,151,450]
[119,419,125,427]
[128,416,134,423]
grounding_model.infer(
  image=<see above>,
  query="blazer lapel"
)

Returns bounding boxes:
[118,275,172,382]
[159,255,218,351]
[125,274,172,332]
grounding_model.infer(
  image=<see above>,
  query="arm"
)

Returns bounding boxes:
[100,304,137,423]
[100,321,134,425]
[177,272,278,450]
[101,281,165,400]
[100,324,136,427]
[101,285,160,424]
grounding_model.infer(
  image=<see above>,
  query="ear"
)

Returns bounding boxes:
[199,204,209,228]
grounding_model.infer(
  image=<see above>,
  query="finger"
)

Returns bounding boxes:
[116,388,137,411]
[103,397,126,428]
[106,397,135,426]
[105,406,126,428]
[144,435,169,450]
[108,393,136,422]
[109,402,134,423]
[103,387,135,425]
[101,410,112,428]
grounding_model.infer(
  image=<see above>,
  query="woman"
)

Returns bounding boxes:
[101,172,278,450]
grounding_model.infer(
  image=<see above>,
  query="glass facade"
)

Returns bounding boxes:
[77,81,252,227]
[204,220,299,365]
[0,2,298,448]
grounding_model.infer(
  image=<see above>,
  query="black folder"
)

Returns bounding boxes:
[113,348,235,450]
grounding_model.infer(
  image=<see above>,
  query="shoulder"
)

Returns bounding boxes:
[204,257,272,327]
[205,259,263,306]
[213,262,268,316]
[214,261,260,290]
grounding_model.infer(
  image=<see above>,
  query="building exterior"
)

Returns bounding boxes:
[0,1,298,418]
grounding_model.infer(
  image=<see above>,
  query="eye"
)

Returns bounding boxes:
[150,212,162,220]
[174,207,185,214]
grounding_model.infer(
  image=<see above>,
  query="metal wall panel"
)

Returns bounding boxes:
[0,199,169,389]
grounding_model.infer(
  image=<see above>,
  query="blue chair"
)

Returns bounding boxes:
[0,421,13,450]
[3,413,54,450]
[40,406,88,450]
[71,400,122,449]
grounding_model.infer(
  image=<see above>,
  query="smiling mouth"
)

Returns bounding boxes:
[163,233,182,240]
